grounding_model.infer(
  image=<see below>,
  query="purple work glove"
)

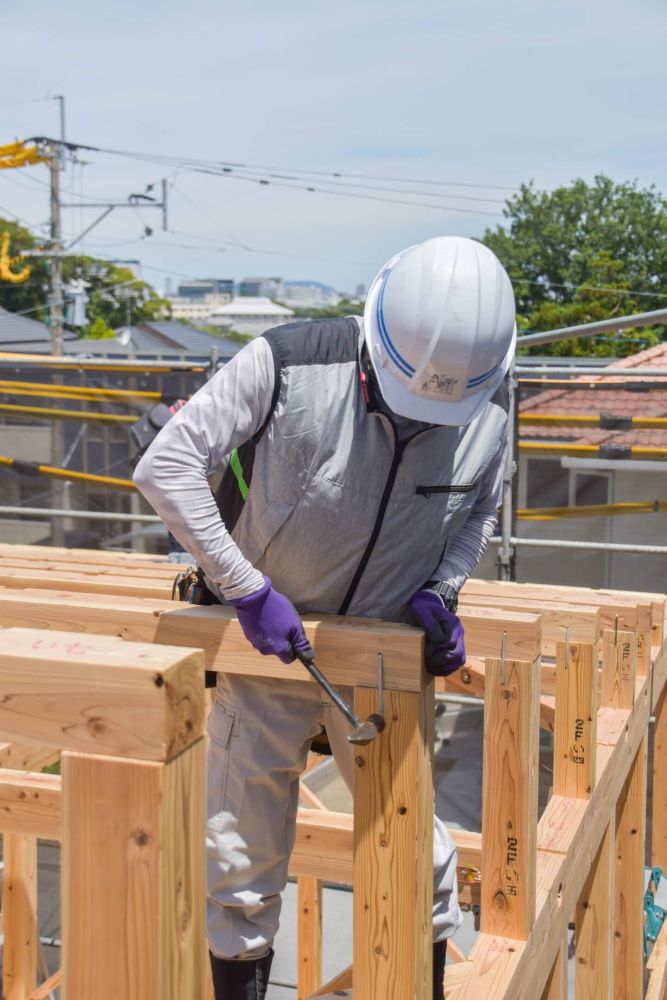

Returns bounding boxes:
[407,590,466,676]
[229,576,312,665]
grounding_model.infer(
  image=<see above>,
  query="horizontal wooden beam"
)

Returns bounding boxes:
[0,628,205,761]
[0,587,541,682]
[460,595,600,653]
[0,770,61,839]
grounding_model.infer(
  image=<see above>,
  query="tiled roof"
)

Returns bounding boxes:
[520,343,667,448]
[0,306,77,349]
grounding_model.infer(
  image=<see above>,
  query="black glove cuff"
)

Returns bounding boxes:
[424,580,459,614]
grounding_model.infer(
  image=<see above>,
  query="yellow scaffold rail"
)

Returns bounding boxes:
[0,387,144,406]
[0,455,134,490]
[519,441,667,459]
[0,402,135,423]
[520,413,667,429]
[518,500,667,521]
[0,379,162,401]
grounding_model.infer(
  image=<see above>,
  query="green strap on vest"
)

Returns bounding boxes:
[229,448,250,501]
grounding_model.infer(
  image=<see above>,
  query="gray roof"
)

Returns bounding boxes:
[0,309,240,360]
[0,306,77,350]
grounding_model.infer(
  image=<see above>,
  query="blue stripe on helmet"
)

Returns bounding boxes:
[467,364,499,388]
[376,270,415,378]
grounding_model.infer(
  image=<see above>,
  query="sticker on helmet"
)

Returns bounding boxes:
[421,374,459,395]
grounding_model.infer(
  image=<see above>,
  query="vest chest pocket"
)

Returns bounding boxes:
[416,483,478,499]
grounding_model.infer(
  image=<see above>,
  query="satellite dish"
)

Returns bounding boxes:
[117,327,132,346]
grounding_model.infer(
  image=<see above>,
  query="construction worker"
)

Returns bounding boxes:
[134,235,516,1000]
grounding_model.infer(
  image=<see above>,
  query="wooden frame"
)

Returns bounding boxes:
[0,545,665,998]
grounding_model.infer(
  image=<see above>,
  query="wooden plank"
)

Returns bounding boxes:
[444,657,556,732]
[460,592,600,652]
[575,817,613,999]
[601,628,636,710]
[647,918,667,1000]
[540,937,567,1000]
[0,542,170,566]
[0,742,60,772]
[0,770,61,839]
[353,682,434,1000]
[297,877,322,999]
[62,741,206,1000]
[480,655,540,940]
[456,660,655,1000]
[653,681,667,869]
[26,968,62,1000]
[0,565,174,598]
[613,737,647,1000]
[0,588,427,693]
[0,554,177,580]
[0,628,204,761]
[2,832,37,1000]
[553,640,597,798]
[312,964,352,997]
[457,605,542,660]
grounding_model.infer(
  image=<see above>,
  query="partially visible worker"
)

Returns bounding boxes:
[134,236,516,1000]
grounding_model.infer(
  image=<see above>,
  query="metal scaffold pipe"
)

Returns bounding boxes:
[516,307,667,349]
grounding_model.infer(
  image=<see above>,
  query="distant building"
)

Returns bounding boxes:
[209,296,294,337]
[177,279,234,300]
[168,295,232,324]
[278,282,341,310]
[238,277,284,299]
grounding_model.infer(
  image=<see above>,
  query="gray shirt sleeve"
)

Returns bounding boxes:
[432,440,505,592]
[133,337,274,600]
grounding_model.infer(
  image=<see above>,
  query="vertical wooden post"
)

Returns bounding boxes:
[540,936,568,1000]
[62,739,206,1000]
[553,641,597,799]
[576,818,614,998]
[2,832,37,1000]
[652,683,667,870]
[353,681,434,1000]
[480,655,540,940]
[298,876,323,999]
[601,628,636,710]
[613,737,647,1000]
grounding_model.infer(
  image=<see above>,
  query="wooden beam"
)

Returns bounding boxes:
[353,682,434,1000]
[553,641,597,799]
[0,565,174,599]
[443,657,556,732]
[0,587,541,688]
[480,655,540,940]
[613,737,647,1000]
[601,628,636,710]
[312,964,352,997]
[539,937,567,1000]
[460,593,600,653]
[575,817,613,999]
[647,918,667,1000]
[2,832,37,1000]
[654,682,667,870]
[297,877,322,999]
[26,968,63,1000]
[455,651,657,1000]
[0,770,61,839]
[0,742,60,772]
[62,741,206,1000]
[0,628,205,761]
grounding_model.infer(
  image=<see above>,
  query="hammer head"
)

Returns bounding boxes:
[346,713,386,745]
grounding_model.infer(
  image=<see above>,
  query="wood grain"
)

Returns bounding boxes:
[0,770,61,839]
[601,628,636,710]
[480,656,540,940]
[0,628,204,760]
[2,832,37,1000]
[576,817,613,999]
[652,682,667,869]
[353,683,434,1000]
[62,741,206,1000]
[613,737,647,1000]
[553,641,597,799]
[539,937,567,1000]
[297,877,322,999]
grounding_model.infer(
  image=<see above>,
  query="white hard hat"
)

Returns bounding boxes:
[364,236,516,426]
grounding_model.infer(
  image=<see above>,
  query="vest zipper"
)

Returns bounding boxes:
[416,483,477,498]
[337,423,429,615]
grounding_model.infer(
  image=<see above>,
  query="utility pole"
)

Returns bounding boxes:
[47,146,64,355]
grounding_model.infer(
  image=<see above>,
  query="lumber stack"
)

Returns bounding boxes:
[0,543,665,999]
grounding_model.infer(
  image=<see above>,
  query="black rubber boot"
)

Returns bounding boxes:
[433,938,447,1000]
[209,949,274,1000]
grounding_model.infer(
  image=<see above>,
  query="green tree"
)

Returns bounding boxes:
[0,218,170,334]
[483,176,667,355]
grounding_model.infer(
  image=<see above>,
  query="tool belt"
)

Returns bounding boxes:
[171,566,334,755]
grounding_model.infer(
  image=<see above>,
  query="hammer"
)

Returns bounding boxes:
[294,648,385,745]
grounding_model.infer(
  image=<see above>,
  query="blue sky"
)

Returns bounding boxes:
[2,0,666,294]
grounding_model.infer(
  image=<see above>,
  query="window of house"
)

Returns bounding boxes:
[573,472,610,507]
[526,458,569,508]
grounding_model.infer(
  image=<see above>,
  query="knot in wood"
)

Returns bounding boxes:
[87,716,107,737]
[494,891,507,911]
[132,828,150,847]
[354,756,364,768]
